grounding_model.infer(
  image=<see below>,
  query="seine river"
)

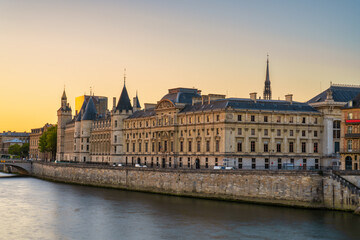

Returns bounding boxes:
[0,173,359,240]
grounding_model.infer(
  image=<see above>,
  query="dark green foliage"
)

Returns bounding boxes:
[39,125,57,160]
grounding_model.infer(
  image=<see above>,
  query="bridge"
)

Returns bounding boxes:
[0,159,32,174]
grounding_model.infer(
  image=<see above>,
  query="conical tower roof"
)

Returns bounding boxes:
[135,91,141,108]
[82,97,97,120]
[116,83,133,112]
[62,89,67,100]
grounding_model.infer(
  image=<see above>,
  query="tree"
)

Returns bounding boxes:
[8,144,21,157]
[20,143,29,158]
[39,125,57,160]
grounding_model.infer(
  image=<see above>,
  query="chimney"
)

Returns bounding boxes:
[113,97,116,110]
[133,97,138,111]
[285,94,293,104]
[250,92,257,102]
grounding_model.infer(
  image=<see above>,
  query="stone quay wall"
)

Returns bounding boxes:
[31,162,360,212]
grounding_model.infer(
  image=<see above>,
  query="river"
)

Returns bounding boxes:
[0,172,359,240]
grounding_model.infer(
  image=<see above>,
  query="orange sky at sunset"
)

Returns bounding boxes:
[0,0,359,132]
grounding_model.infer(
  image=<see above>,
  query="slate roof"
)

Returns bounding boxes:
[127,98,319,119]
[116,85,133,112]
[0,132,29,137]
[82,97,97,120]
[76,98,88,121]
[180,98,319,113]
[135,94,141,108]
[161,88,201,104]
[343,93,360,109]
[308,85,360,104]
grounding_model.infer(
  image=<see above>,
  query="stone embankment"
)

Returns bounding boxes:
[31,162,360,213]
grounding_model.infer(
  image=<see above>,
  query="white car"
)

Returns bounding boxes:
[225,167,235,170]
[117,163,123,167]
[214,166,225,170]
[135,164,141,168]
[142,165,147,168]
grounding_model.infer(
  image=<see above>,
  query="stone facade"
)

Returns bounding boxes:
[29,123,52,160]
[340,93,360,170]
[0,131,29,155]
[31,162,360,211]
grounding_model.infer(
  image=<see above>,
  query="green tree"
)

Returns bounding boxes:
[20,143,29,158]
[39,125,57,160]
[8,144,21,157]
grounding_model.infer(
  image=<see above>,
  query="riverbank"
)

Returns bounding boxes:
[31,162,360,213]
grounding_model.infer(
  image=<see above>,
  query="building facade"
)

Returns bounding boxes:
[340,93,360,170]
[29,123,53,160]
[308,84,360,168]
[0,131,29,155]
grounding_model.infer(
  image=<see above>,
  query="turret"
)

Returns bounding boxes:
[56,89,72,161]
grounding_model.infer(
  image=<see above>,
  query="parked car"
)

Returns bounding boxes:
[142,165,147,168]
[117,163,123,167]
[214,166,225,170]
[112,163,117,167]
[135,164,141,168]
[225,167,235,170]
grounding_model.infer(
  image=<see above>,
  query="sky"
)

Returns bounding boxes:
[0,0,359,132]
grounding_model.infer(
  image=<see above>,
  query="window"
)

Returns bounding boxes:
[164,141,167,152]
[188,141,192,152]
[238,158,243,169]
[251,115,255,122]
[152,142,155,152]
[216,128,219,135]
[314,118,318,124]
[276,143,281,152]
[263,143,268,152]
[276,116,281,123]
[348,113,353,120]
[251,129,255,135]
[126,143,129,152]
[301,142,306,153]
[205,158,208,168]
[138,143,142,152]
[145,142,148,152]
[237,115,242,121]
[348,126,353,134]
[252,158,256,169]
[158,142,161,151]
[114,135,117,143]
[277,129,281,136]
[207,116,210,122]
[314,131,318,137]
[289,142,294,153]
[313,142,318,153]
[289,116,294,123]
[238,128,242,135]
[264,129,268,136]
[206,141,210,152]
[86,145,89,151]
[216,140,220,152]
[180,142,183,152]
[302,130,306,137]
[290,130,294,137]
[315,159,319,170]
[265,158,269,169]
[302,117,306,124]
[115,120,118,128]
[347,140,353,151]
[179,157,183,167]
[277,158,282,169]
[333,120,340,139]
[197,141,201,152]
[237,142,242,152]
[251,141,256,152]
[133,143,136,152]
[215,158,218,166]
[264,116,268,122]
[171,142,174,152]
[216,115,220,121]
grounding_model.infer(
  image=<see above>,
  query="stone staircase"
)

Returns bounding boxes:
[331,171,360,196]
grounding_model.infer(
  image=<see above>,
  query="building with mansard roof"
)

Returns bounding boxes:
[308,84,360,168]
[55,59,360,171]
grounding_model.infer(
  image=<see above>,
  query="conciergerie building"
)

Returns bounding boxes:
[56,59,360,170]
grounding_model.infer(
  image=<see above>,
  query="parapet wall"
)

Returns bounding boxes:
[31,163,360,211]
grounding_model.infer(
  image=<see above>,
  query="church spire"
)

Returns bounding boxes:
[263,55,272,100]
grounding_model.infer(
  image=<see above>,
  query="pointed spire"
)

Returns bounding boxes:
[263,54,272,100]
[116,70,133,112]
[62,88,67,100]
[124,68,126,86]
[135,90,141,108]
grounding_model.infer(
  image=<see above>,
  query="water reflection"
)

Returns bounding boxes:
[0,176,359,240]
